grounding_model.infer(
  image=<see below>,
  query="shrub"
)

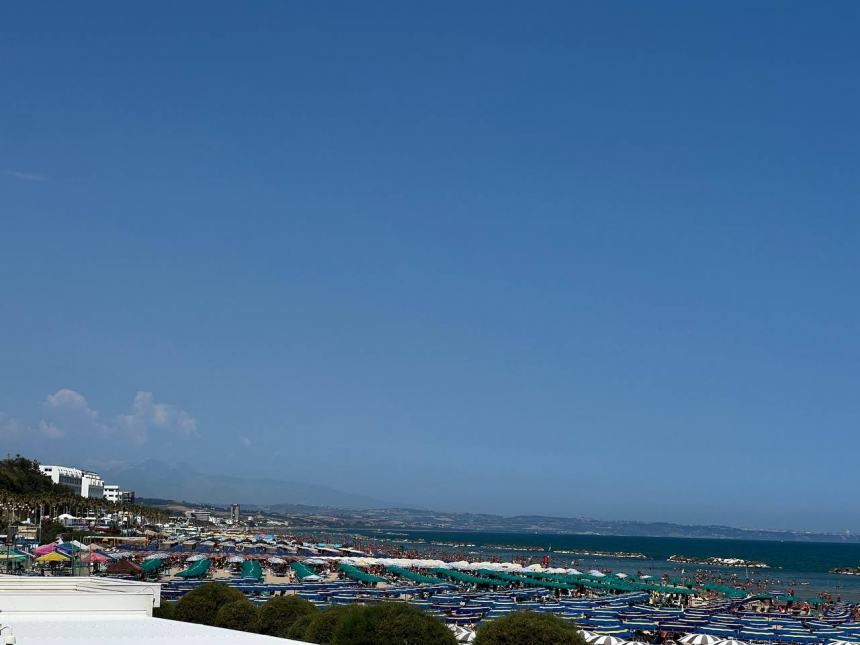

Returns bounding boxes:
[331,603,457,645]
[301,605,362,643]
[474,611,586,645]
[215,597,260,632]
[287,613,317,640]
[153,601,177,620]
[256,595,318,637]
[174,582,246,626]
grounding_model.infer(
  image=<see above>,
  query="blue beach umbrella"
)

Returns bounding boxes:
[777,634,819,644]
[739,630,777,641]
[701,627,740,637]
[623,620,660,629]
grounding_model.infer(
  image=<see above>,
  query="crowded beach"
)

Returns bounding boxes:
[5,526,860,645]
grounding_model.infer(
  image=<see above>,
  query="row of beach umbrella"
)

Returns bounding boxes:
[581,635,859,645]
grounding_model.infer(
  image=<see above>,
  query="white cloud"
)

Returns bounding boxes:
[41,389,197,444]
[38,420,65,439]
[46,388,92,411]
[0,414,26,439]
[115,391,197,444]
[0,413,65,439]
[1,170,47,181]
[44,388,108,437]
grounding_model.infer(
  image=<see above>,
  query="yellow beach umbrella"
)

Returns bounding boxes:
[36,551,70,563]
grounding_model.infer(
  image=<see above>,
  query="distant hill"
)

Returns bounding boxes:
[93,459,387,509]
[87,459,860,543]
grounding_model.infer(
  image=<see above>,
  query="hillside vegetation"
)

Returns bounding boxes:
[0,456,70,495]
[0,454,167,525]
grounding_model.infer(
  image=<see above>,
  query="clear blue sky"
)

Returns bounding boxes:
[2,2,858,532]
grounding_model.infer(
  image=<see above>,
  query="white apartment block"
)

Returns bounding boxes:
[104,484,136,504]
[39,465,105,499]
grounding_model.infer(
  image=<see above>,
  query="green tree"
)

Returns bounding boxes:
[474,611,586,645]
[256,595,318,637]
[331,603,457,645]
[287,613,317,640]
[174,582,245,626]
[215,598,260,632]
[153,601,177,621]
[301,605,362,644]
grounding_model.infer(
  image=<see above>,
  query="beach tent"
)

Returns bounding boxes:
[140,558,164,573]
[290,561,322,581]
[176,558,211,578]
[241,559,263,581]
[106,558,142,577]
[386,566,448,585]
[431,568,502,586]
[140,558,164,574]
[57,543,83,555]
[33,544,57,556]
[338,562,386,584]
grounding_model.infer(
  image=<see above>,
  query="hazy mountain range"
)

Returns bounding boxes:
[93,459,386,509]
[100,459,860,543]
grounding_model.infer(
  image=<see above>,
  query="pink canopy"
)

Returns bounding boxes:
[81,552,110,563]
[33,544,57,556]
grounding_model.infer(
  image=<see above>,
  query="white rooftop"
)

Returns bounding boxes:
[0,576,305,644]
[3,616,296,644]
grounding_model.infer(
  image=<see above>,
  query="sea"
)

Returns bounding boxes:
[347,530,860,602]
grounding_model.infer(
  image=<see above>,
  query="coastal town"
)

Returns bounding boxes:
[3,457,860,644]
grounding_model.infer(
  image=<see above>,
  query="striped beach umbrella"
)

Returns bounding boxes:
[590,636,625,645]
[714,640,748,645]
[681,635,720,645]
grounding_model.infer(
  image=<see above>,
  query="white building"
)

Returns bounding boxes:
[104,484,136,504]
[39,465,105,499]
[81,471,105,499]
[185,510,211,522]
[0,575,304,644]
[39,464,83,494]
[56,513,87,528]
